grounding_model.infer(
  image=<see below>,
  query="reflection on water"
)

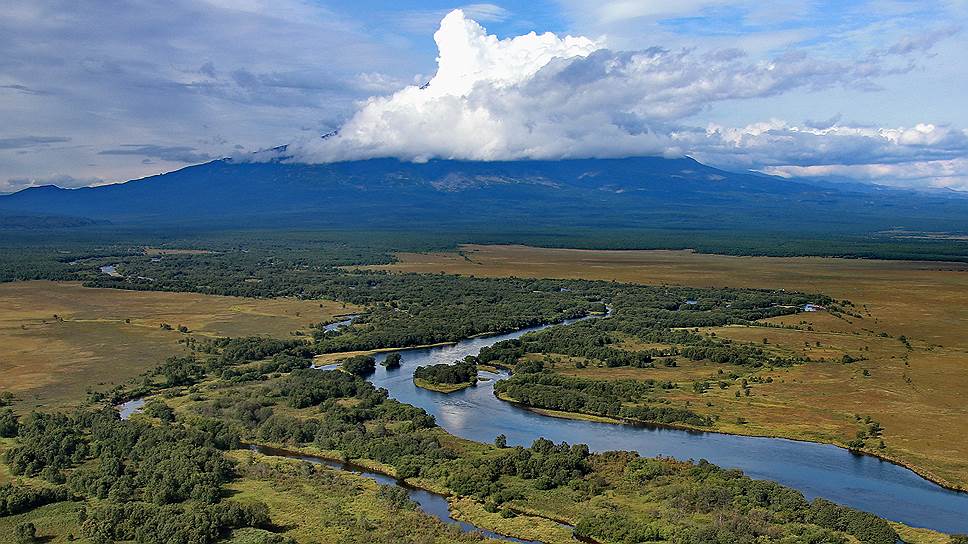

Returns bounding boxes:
[116,398,145,419]
[344,316,968,534]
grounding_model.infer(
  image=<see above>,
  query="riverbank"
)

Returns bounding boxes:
[493,390,967,493]
[414,377,475,393]
[376,243,968,492]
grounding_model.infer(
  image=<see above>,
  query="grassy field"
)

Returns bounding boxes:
[0,501,87,543]
[224,451,497,544]
[375,244,968,489]
[0,281,357,411]
[413,377,475,393]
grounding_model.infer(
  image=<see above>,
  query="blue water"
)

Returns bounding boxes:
[330,317,968,534]
[116,398,145,419]
[323,314,359,331]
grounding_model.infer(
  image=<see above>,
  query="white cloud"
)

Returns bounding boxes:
[4,3,965,192]
[278,9,968,190]
[761,160,968,191]
[461,3,512,22]
[0,0,421,189]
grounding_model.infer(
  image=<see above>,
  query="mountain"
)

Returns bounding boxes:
[2,156,967,233]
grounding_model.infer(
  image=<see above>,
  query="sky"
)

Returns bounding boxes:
[1,0,967,192]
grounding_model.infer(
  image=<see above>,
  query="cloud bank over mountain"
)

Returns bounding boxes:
[3,2,965,192]
[281,10,968,190]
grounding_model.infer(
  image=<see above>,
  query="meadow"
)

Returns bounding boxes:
[376,244,968,489]
[0,281,356,411]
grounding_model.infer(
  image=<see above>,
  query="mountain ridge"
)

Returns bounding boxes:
[2,156,967,233]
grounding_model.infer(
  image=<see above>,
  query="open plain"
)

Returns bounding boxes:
[0,281,356,410]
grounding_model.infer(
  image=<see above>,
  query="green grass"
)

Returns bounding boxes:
[0,501,87,543]
[224,450,501,544]
[413,377,475,394]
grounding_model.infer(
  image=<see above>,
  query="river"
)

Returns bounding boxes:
[324,317,968,534]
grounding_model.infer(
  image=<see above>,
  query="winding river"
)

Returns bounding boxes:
[325,316,968,534]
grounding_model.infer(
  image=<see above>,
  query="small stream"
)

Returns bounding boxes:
[245,444,544,543]
[322,314,360,332]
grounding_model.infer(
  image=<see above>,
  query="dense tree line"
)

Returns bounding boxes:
[495,370,708,427]
[200,337,312,368]
[0,484,69,516]
[220,353,313,384]
[475,285,822,375]
[81,500,270,544]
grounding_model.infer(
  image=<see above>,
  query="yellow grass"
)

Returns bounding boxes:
[890,523,957,544]
[0,281,358,411]
[376,244,968,489]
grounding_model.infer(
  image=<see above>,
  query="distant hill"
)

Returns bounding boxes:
[0,210,108,229]
[2,156,967,234]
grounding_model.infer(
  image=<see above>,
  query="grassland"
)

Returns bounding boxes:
[413,377,475,393]
[376,244,968,489]
[224,450,498,544]
[0,281,357,411]
[0,501,86,543]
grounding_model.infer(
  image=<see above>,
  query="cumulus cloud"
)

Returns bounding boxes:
[685,121,968,167]
[284,11,866,162]
[278,9,968,190]
[761,160,968,191]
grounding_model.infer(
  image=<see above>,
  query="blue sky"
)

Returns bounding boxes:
[1,0,966,191]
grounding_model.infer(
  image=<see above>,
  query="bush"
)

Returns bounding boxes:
[0,409,18,437]
[15,522,37,543]
[808,498,898,544]
[1,484,70,516]
[341,355,376,376]
[382,353,402,369]
[142,400,175,422]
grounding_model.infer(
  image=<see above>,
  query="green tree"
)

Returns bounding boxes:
[15,522,37,543]
[342,355,376,376]
[382,353,402,369]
